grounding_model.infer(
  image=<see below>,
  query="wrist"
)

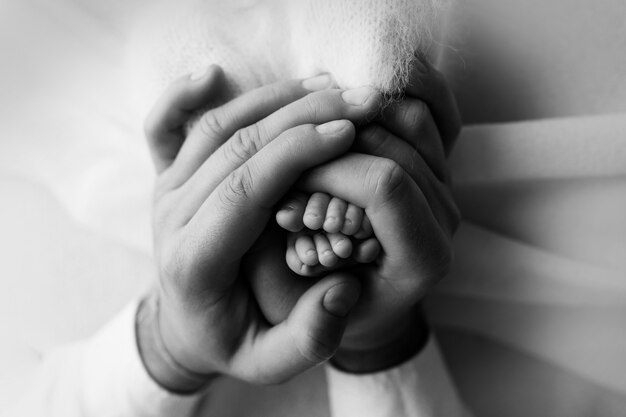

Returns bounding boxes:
[330,305,429,373]
[136,291,218,394]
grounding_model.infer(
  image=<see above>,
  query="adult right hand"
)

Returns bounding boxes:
[138,66,384,391]
[246,58,461,372]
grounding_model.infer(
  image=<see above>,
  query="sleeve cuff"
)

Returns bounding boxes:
[325,336,472,417]
[80,299,208,416]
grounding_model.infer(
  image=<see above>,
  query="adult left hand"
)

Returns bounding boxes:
[139,67,388,388]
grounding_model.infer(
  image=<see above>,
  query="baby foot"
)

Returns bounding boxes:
[276,192,381,277]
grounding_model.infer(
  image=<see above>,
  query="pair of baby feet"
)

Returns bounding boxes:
[276,191,381,277]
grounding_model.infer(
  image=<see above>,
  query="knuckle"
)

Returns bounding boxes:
[261,83,286,105]
[220,165,255,205]
[226,124,262,163]
[369,158,407,200]
[198,109,227,139]
[295,329,337,365]
[302,93,330,121]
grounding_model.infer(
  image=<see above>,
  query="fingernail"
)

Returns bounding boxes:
[316,120,348,135]
[190,66,210,81]
[302,73,333,91]
[342,86,376,105]
[323,282,361,317]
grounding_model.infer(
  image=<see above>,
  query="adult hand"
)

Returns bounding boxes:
[138,66,385,390]
[246,58,462,372]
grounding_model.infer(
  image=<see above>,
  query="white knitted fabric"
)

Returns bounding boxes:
[129,0,450,114]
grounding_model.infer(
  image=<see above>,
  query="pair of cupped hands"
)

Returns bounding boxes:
[139,57,461,392]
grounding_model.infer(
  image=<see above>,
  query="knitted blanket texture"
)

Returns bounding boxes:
[130,0,450,112]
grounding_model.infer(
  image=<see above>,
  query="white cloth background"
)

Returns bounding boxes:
[0,0,155,409]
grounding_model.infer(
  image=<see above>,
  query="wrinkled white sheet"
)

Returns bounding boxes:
[0,0,154,408]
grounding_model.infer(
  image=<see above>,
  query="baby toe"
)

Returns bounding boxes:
[314,233,339,267]
[327,232,353,259]
[303,192,330,230]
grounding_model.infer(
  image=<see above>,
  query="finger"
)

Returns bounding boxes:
[406,56,462,155]
[286,243,323,277]
[342,204,364,236]
[233,274,360,384]
[185,120,355,282]
[376,100,447,181]
[144,65,224,173]
[356,122,447,183]
[354,128,459,235]
[327,232,353,259]
[169,73,336,187]
[176,86,382,209]
[314,233,338,268]
[323,197,348,234]
[294,233,319,266]
[276,191,309,232]
[304,193,331,230]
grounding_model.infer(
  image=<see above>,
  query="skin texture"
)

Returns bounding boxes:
[141,67,385,388]
[139,58,460,390]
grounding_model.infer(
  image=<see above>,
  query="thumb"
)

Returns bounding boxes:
[240,274,361,384]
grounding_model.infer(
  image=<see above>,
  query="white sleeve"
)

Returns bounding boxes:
[2,300,207,417]
[326,337,472,417]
